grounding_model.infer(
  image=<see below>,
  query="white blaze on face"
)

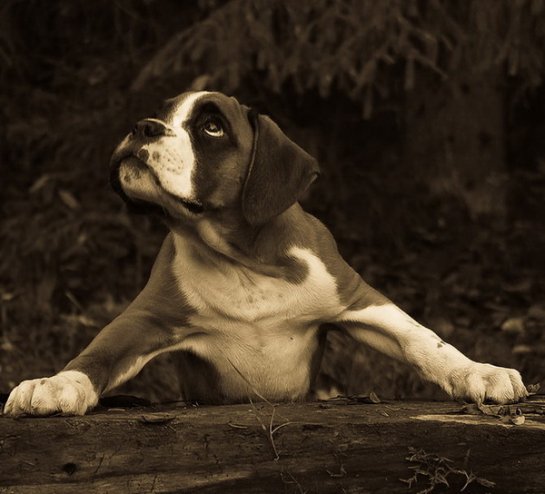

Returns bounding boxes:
[170,91,211,128]
[163,91,210,198]
[154,90,210,200]
[122,91,211,204]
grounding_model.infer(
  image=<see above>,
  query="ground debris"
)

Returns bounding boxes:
[322,391,381,405]
[527,383,541,395]
[400,447,495,493]
[139,413,176,424]
[461,389,545,425]
[500,317,525,334]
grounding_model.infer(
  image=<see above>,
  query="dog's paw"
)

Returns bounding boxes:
[3,371,98,417]
[444,362,528,404]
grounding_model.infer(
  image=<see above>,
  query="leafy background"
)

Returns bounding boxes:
[1,0,544,401]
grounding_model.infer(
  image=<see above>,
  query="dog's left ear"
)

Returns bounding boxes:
[242,112,320,226]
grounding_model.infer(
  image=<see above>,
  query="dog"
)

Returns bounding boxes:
[4,91,528,416]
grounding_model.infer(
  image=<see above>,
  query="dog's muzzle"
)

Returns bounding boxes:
[109,119,205,216]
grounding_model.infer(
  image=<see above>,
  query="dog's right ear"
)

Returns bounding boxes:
[242,111,319,226]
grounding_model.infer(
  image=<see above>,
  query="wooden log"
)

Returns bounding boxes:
[1,398,544,493]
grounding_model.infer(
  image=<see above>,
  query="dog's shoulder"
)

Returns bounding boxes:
[129,233,196,325]
[259,205,388,310]
[252,205,335,263]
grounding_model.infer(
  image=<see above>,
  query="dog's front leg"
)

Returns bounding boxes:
[4,235,192,417]
[334,282,527,404]
[3,308,190,416]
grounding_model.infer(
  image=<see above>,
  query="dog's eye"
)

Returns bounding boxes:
[202,118,224,138]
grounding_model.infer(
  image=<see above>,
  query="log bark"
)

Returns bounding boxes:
[1,399,544,493]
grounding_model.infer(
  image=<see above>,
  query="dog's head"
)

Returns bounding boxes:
[110,91,319,226]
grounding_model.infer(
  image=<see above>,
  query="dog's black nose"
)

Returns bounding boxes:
[132,118,169,138]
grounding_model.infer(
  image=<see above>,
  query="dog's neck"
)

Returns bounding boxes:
[169,205,306,278]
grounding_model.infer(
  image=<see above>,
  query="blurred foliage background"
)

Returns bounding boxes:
[1,0,544,401]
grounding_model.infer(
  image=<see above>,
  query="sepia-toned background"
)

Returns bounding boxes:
[1,0,544,402]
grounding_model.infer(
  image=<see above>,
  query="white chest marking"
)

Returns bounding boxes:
[170,237,346,400]
[173,237,343,326]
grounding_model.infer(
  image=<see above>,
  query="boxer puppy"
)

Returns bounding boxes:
[4,91,527,416]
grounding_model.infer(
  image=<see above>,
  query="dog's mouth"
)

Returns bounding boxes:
[114,155,205,215]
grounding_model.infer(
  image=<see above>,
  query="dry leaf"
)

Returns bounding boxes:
[58,189,80,210]
[510,415,525,425]
[527,383,541,395]
[139,413,176,424]
[512,344,532,354]
[501,317,525,333]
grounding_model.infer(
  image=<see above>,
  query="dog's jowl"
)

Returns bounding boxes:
[4,91,527,416]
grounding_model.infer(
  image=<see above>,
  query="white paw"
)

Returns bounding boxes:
[3,370,98,417]
[444,362,528,404]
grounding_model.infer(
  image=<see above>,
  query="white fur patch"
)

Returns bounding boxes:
[152,91,210,199]
[339,303,527,403]
[171,91,211,128]
[119,161,162,203]
[3,370,98,417]
[121,91,210,203]
[171,237,344,399]
[341,303,471,374]
[174,238,342,323]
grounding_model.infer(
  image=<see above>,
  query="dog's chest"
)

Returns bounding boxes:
[170,237,344,401]
[173,239,343,325]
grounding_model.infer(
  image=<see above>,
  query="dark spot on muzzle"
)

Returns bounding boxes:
[137,149,149,162]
